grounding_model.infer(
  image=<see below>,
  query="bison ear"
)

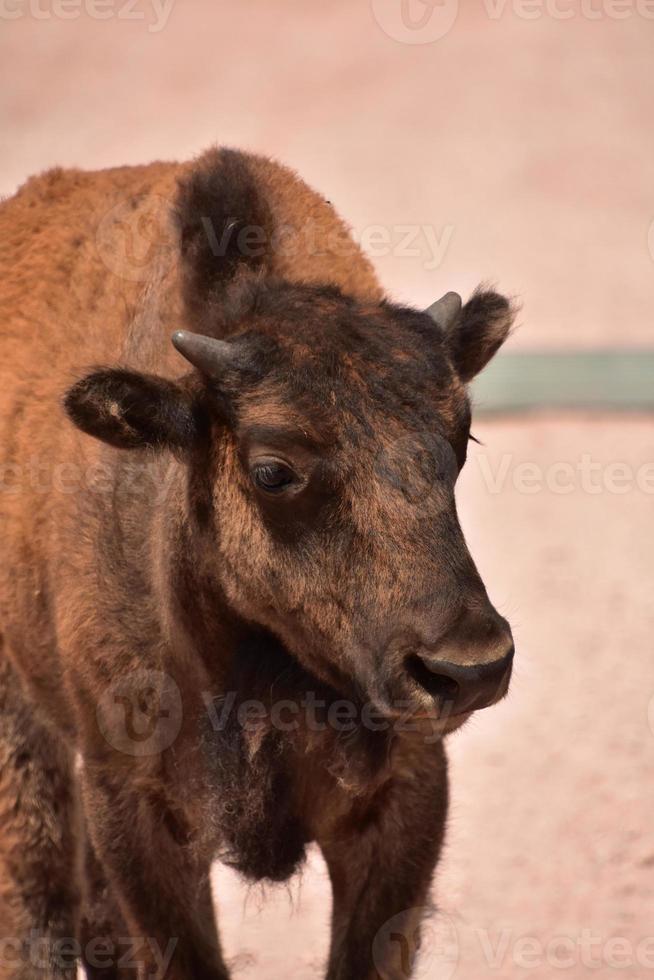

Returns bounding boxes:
[438,288,517,383]
[64,369,197,451]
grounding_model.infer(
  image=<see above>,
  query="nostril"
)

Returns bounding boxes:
[404,643,514,714]
[404,653,460,705]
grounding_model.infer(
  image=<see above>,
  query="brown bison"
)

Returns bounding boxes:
[0,147,515,980]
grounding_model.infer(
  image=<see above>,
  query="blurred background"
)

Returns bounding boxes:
[2,2,653,977]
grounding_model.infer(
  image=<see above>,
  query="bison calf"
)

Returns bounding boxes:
[0,147,515,979]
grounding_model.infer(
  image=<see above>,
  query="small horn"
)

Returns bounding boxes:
[171,330,235,376]
[425,291,462,330]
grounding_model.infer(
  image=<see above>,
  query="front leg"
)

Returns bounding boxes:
[75,824,133,980]
[80,763,229,980]
[319,741,449,980]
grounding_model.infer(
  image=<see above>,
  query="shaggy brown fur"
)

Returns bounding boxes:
[0,147,516,980]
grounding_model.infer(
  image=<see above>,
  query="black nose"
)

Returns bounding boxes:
[404,611,514,715]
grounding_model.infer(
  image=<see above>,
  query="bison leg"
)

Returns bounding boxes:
[0,656,78,980]
[79,766,229,980]
[75,829,135,979]
[319,742,449,980]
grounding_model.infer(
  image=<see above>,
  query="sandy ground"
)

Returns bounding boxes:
[2,3,653,978]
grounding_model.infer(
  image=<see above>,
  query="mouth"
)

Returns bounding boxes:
[384,707,473,740]
[372,689,473,733]
[399,706,472,731]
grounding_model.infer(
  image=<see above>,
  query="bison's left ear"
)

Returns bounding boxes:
[64,369,197,451]
[427,288,517,383]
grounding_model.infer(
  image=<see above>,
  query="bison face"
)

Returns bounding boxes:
[65,280,515,724]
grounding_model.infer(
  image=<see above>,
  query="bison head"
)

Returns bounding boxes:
[65,151,516,729]
[66,278,515,728]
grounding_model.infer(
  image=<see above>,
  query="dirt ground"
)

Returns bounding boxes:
[2,2,653,977]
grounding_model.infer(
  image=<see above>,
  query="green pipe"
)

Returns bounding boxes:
[471,351,654,415]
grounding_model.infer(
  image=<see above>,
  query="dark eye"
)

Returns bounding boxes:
[251,460,297,494]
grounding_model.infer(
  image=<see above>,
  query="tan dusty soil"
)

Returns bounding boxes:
[2,3,653,977]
